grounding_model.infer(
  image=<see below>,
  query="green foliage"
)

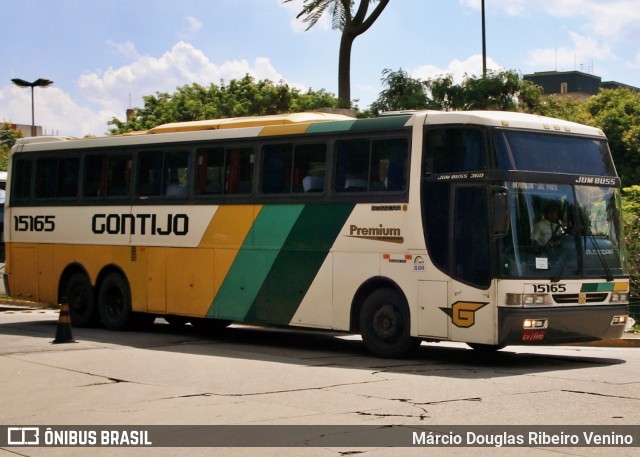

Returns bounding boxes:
[108,75,338,134]
[0,123,23,171]
[536,88,640,188]
[369,69,542,116]
[369,68,430,115]
[584,89,640,188]
[622,186,640,300]
[285,0,350,31]
[535,94,589,122]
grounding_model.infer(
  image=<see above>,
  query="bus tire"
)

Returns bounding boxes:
[467,343,506,352]
[65,272,98,327]
[98,273,132,331]
[191,317,232,334]
[359,288,420,358]
[164,315,190,328]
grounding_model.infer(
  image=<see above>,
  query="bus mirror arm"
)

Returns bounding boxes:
[492,187,509,237]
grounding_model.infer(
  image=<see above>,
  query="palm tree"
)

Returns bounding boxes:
[286,0,390,109]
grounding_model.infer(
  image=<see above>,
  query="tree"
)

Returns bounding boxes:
[622,186,640,302]
[368,68,429,115]
[537,88,640,187]
[0,123,23,171]
[108,75,339,134]
[368,69,542,115]
[584,89,640,188]
[285,0,389,109]
[426,70,542,111]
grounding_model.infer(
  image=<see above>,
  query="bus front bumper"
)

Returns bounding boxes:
[498,305,629,346]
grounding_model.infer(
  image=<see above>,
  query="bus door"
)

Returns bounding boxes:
[421,179,496,343]
[447,183,496,344]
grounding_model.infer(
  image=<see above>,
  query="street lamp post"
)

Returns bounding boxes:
[11,78,53,137]
[481,0,487,78]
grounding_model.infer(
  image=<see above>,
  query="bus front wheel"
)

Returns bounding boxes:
[65,272,98,327]
[359,288,420,358]
[98,273,132,331]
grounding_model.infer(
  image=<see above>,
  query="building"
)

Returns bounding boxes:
[523,70,640,99]
[5,123,43,138]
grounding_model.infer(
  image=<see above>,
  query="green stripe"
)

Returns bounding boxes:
[581,283,615,292]
[306,115,411,135]
[211,205,304,320]
[306,120,355,134]
[245,204,354,324]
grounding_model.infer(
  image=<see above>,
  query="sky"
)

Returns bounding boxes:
[2,0,640,137]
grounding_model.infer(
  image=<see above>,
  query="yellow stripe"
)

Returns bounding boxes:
[258,124,311,137]
[198,205,262,302]
[613,282,629,292]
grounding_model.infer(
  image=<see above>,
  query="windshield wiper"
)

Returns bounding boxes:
[584,228,614,282]
[551,241,571,283]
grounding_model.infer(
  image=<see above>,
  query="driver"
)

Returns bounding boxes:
[532,203,564,249]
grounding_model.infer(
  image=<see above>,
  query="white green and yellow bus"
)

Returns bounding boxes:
[5,110,629,357]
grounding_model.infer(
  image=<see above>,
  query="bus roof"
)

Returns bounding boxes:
[11,110,605,153]
[421,110,605,136]
[146,112,354,134]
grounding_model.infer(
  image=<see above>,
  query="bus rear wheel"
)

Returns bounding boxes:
[98,273,132,331]
[65,272,98,327]
[359,288,420,358]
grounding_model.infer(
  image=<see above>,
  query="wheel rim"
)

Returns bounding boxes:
[105,285,124,319]
[372,304,402,342]
[69,287,88,316]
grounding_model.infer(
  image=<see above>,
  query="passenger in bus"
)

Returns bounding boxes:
[531,203,564,250]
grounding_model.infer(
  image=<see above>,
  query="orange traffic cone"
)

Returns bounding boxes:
[52,301,76,344]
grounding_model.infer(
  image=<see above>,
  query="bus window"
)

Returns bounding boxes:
[226,147,254,195]
[295,143,326,193]
[35,157,79,199]
[196,147,225,195]
[261,143,327,194]
[137,150,189,198]
[335,139,369,192]
[196,146,255,195]
[164,151,189,197]
[336,138,408,192]
[262,144,293,194]
[423,128,486,175]
[84,154,131,197]
[11,159,32,201]
[371,138,408,191]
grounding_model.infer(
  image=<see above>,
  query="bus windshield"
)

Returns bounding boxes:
[500,182,627,279]
[495,129,616,175]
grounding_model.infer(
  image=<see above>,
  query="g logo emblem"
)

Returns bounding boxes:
[441,302,488,328]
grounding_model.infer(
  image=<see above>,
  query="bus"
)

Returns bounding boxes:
[4,110,629,357]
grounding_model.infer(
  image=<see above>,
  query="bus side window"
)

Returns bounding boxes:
[12,159,32,201]
[136,150,189,198]
[85,154,131,198]
[35,157,79,199]
[196,147,224,195]
[106,154,132,197]
[35,157,58,198]
[84,155,104,197]
[295,143,326,193]
[164,150,189,197]
[137,152,163,196]
[371,138,408,191]
[262,144,293,194]
[226,147,254,195]
[423,128,486,174]
[56,157,80,198]
[335,139,369,192]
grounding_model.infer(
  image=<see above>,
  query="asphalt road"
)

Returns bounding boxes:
[0,306,639,457]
